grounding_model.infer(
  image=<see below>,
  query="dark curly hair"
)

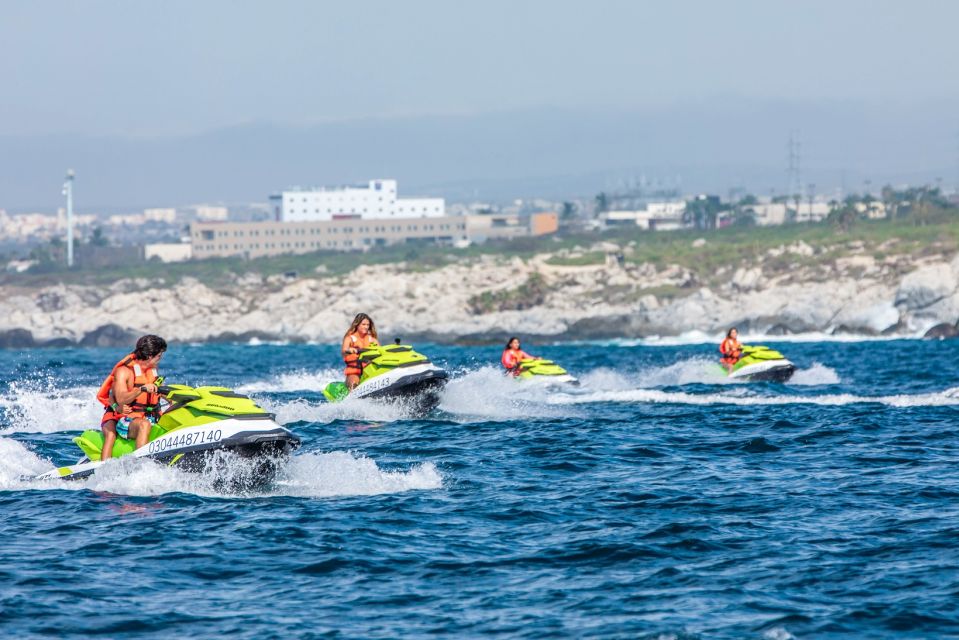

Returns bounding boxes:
[134,335,167,359]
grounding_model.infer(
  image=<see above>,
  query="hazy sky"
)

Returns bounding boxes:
[3,0,957,136]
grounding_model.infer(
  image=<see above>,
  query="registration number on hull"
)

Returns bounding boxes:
[148,429,223,455]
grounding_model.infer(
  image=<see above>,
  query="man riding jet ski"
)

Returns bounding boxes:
[719,328,795,382]
[502,337,579,385]
[36,383,300,483]
[322,341,449,413]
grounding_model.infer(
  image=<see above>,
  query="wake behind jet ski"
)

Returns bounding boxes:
[722,345,796,382]
[36,384,299,485]
[322,343,448,413]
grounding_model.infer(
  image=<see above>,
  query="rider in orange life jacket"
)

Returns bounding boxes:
[98,335,167,460]
[719,327,743,373]
[342,313,379,390]
[501,336,535,376]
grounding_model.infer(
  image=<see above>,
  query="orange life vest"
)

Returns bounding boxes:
[719,338,742,364]
[344,333,379,377]
[97,354,160,422]
[502,348,531,374]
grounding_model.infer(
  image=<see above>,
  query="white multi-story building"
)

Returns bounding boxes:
[144,207,177,223]
[194,206,229,221]
[271,179,444,222]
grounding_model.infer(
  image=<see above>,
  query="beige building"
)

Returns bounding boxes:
[190,212,557,259]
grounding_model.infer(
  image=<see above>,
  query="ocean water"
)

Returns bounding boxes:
[1,339,958,639]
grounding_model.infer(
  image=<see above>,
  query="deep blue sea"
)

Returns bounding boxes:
[1,338,958,639]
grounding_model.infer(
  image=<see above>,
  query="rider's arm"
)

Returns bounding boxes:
[342,336,355,356]
[112,367,157,405]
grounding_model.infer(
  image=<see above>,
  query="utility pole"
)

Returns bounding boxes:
[62,169,75,267]
[787,131,802,221]
[808,183,815,221]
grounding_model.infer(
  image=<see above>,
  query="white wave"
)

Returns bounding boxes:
[263,395,418,424]
[236,367,342,394]
[275,451,442,497]
[438,366,577,420]
[634,357,731,386]
[763,627,797,640]
[1,438,441,499]
[0,437,55,490]
[546,386,959,408]
[245,337,291,346]
[576,367,636,391]
[0,381,103,434]
[788,362,841,386]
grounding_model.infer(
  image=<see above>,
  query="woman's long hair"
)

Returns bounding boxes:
[345,313,378,341]
[504,336,520,351]
[726,327,738,339]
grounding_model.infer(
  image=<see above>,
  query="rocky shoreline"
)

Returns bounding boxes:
[3,240,959,348]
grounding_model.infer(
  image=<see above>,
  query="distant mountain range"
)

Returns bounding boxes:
[2,100,956,210]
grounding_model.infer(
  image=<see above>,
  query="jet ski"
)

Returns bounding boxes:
[36,384,299,484]
[513,358,580,386]
[723,345,796,382]
[322,343,448,413]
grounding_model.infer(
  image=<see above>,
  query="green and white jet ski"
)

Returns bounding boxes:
[513,358,580,386]
[322,343,448,413]
[723,345,796,382]
[36,384,299,483]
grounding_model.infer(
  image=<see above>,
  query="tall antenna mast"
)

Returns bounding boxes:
[62,169,75,267]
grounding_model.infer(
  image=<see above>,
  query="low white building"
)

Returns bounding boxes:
[271,179,444,222]
[792,202,831,223]
[748,203,789,226]
[145,243,192,263]
[646,201,687,218]
[855,201,887,219]
[601,200,686,231]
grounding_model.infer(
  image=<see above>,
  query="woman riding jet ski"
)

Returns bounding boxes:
[719,328,795,382]
[36,383,300,483]
[322,313,448,412]
[502,337,579,386]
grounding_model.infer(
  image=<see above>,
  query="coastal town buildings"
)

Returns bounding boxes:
[187,178,560,259]
[0,209,96,243]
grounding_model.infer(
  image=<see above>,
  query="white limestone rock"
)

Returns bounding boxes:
[895,263,957,310]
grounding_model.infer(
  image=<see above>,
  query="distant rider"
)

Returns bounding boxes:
[501,337,535,376]
[342,313,379,390]
[719,327,743,373]
[97,335,167,459]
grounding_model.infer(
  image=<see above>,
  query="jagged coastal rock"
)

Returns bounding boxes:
[3,242,959,346]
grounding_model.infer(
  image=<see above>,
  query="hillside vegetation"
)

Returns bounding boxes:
[5,204,959,293]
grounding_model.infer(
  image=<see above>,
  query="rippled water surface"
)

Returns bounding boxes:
[2,339,958,638]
